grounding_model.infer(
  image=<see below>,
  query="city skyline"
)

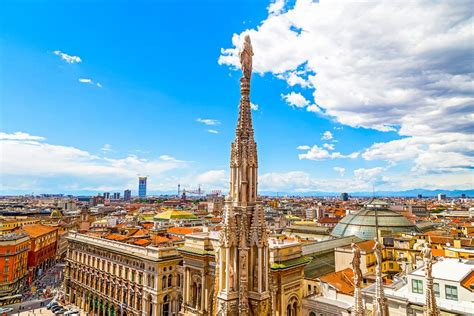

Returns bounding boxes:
[1,0,473,195]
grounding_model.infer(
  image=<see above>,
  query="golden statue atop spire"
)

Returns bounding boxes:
[240,35,253,80]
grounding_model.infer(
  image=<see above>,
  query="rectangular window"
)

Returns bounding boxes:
[433,283,440,297]
[445,285,458,301]
[412,279,423,294]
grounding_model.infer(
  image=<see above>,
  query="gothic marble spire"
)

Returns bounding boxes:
[422,243,439,316]
[351,243,365,316]
[373,239,388,316]
[216,35,270,316]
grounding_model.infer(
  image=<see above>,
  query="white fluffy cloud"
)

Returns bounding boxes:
[297,144,358,161]
[0,132,45,141]
[207,129,219,134]
[281,92,309,108]
[296,145,310,150]
[78,78,102,87]
[0,132,225,193]
[100,144,113,152]
[323,143,334,150]
[321,131,333,140]
[333,167,345,177]
[268,0,286,15]
[54,50,82,64]
[219,0,474,183]
[250,102,259,111]
[196,118,220,126]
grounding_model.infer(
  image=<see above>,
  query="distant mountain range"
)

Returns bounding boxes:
[259,189,474,198]
[3,188,472,198]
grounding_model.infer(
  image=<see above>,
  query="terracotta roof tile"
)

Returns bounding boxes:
[133,239,151,246]
[319,268,355,295]
[104,234,129,241]
[167,227,201,235]
[19,224,58,238]
[461,271,474,292]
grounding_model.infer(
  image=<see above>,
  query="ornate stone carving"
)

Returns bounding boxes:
[216,35,270,316]
[240,35,253,80]
[422,243,439,316]
[351,243,364,316]
[373,239,388,316]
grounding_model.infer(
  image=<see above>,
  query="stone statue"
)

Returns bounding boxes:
[373,239,383,267]
[372,238,387,316]
[351,243,363,285]
[422,242,432,261]
[240,35,253,79]
[351,243,365,316]
[422,243,439,316]
[229,264,234,291]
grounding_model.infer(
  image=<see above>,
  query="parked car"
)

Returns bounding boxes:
[51,305,63,313]
[47,300,58,308]
[0,307,13,313]
[54,308,68,315]
[48,302,59,310]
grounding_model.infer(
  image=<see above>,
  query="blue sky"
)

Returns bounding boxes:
[1,0,473,195]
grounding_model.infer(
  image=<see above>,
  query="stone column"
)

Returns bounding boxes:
[226,248,230,292]
[258,247,262,293]
[201,270,206,312]
[186,268,191,304]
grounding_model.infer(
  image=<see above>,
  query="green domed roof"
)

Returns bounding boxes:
[332,202,417,240]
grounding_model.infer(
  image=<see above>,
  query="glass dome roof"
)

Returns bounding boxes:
[332,202,418,240]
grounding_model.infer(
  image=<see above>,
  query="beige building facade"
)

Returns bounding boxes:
[65,232,182,316]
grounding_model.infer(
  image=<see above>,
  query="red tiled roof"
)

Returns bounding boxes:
[318,217,340,224]
[104,234,129,241]
[167,227,201,235]
[133,239,151,246]
[319,268,355,295]
[461,271,474,292]
[151,235,171,245]
[19,224,58,238]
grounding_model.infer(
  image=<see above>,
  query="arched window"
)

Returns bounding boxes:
[309,312,317,316]
[286,296,299,316]
[168,275,172,288]
[162,295,170,316]
[162,276,167,289]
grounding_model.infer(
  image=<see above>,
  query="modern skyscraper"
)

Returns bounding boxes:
[103,192,110,200]
[340,192,349,201]
[113,192,120,200]
[215,35,270,316]
[138,176,147,198]
[124,189,131,201]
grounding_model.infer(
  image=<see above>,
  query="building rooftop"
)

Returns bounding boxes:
[332,205,418,240]
[411,258,474,282]
[154,210,199,220]
[19,224,58,238]
[319,268,355,295]
[0,232,29,241]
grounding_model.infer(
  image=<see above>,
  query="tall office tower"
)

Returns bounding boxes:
[124,189,132,201]
[138,176,147,198]
[215,35,271,316]
[340,192,349,201]
[113,192,120,200]
[103,192,110,200]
